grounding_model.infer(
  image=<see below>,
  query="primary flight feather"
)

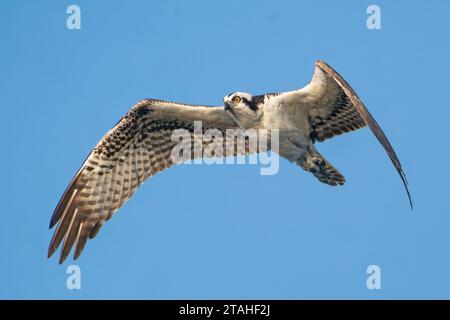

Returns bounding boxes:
[48,61,412,263]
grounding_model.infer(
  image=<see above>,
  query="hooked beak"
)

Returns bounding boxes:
[224,102,245,130]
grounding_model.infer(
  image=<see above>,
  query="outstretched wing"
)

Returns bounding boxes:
[276,61,413,209]
[48,99,250,263]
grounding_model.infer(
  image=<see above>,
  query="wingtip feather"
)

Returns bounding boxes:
[316,60,414,210]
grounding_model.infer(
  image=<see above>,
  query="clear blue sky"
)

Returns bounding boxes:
[1,0,449,299]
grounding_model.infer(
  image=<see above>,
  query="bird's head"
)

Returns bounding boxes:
[223,92,263,129]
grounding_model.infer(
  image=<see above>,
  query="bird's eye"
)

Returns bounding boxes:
[233,96,241,103]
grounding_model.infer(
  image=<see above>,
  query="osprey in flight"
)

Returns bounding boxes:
[48,61,412,263]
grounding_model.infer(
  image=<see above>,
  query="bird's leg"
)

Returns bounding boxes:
[287,136,329,176]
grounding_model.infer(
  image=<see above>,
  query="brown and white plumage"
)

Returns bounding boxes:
[48,101,250,263]
[48,61,412,263]
[268,61,411,203]
[314,61,411,202]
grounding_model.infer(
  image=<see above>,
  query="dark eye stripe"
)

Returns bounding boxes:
[242,97,257,111]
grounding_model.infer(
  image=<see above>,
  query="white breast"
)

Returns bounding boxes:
[261,96,305,131]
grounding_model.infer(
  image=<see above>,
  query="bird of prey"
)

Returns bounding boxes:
[48,61,412,264]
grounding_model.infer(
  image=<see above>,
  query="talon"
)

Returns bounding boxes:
[312,158,325,167]
[310,157,331,177]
